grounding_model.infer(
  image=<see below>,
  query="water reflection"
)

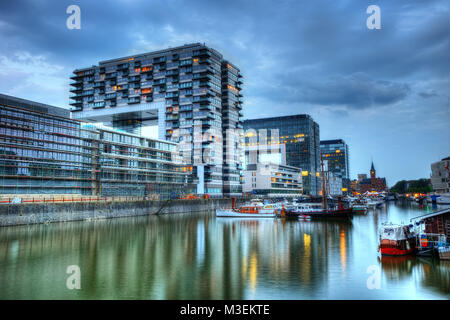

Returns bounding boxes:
[0,202,449,299]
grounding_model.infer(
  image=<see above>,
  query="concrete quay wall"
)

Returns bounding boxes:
[0,198,243,227]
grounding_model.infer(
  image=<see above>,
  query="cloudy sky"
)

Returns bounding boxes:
[0,0,448,184]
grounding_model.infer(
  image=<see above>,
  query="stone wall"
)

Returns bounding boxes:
[0,198,245,227]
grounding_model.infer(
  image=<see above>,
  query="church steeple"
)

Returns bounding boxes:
[370,161,376,179]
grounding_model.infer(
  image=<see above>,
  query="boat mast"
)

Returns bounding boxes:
[321,152,328,210]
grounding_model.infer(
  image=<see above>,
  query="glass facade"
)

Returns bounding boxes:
[93,126,193,198]
[320,139,350,179]
[243,115,320,195]
[0,104,94,195]
[0,95,192,199]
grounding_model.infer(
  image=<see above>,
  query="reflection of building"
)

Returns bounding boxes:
[243,115,320,195]
[70,43,244,197]
[431,157,450,193]
[359,162,387,193]
[0,94,190,198]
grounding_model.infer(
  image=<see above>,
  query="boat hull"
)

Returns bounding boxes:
[216,210,276,218]
[287,208,353,220]
[380,247,415,256]
[379,237,416,256]
[438,247,450,260]
[352,207,367,215]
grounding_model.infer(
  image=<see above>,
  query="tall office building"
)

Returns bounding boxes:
[243,115,320,195]
[320,139,349,179]
[70,43,243,197]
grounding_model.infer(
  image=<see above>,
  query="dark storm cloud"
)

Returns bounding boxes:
[276,73,411,109]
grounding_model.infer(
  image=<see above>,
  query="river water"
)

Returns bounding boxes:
[0,200,449,300]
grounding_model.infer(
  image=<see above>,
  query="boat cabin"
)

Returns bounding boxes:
[237,206,260,214]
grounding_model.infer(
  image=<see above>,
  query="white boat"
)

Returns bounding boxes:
[365,198,384,208]
[216,205,277,218]
[436,194,450,205]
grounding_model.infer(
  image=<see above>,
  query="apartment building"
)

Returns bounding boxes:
[70,43,243,197]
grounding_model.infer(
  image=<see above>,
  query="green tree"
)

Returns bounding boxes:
[407,179,432,193]
[390,180,407,193]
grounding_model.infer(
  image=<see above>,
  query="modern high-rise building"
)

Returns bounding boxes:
[243,115,320,195]
[320,139,349,179]
[70,43,243,197]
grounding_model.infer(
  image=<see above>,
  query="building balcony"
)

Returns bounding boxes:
[127,97,140,104]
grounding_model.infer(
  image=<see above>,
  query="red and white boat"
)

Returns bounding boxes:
[216,205,277,218]
[378,223,416,256]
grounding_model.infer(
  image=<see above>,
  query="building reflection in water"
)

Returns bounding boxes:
[339,225,347,272]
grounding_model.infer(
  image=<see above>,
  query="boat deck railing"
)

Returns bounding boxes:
[415,233,448,250]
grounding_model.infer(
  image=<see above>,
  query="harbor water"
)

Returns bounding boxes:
[0,200,449,299]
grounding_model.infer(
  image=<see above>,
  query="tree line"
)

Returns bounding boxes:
[390,179,432,194]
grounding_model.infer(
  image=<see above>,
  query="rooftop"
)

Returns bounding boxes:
[320,139,346,145]
[0,93,70,118]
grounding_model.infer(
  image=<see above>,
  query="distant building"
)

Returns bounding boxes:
[243,141,302,197]
[350,179,360,194]
[317,159,343,196]
[319,172,343,196]
[359,162,387,193]
[431,157,450,193]
[320,139,349,179]
[358,174,367,182]
[243,114,320,195]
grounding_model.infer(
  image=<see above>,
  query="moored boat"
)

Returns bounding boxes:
[436,193,450,205]
[282,153,353,220]
[378,223,416,256]
[351,203,368,214]
[216,205,277,218]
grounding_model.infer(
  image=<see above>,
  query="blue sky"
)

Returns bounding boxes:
[0,0,449,184]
